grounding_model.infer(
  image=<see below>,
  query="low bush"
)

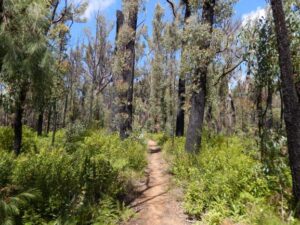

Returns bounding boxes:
[83,130,147,173]
[0,126,37,153]
[145,132,169,146]
[0,150,15,187]
[0,127,147,224]
[164,134,296,225]
[0,126,14,150]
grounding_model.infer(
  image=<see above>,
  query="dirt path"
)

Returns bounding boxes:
[124,140,187,225]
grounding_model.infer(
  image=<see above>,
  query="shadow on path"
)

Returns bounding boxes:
[123,140,187,225]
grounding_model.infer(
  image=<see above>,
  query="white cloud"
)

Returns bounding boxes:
[242,7,267,26]
[75,0,115,20]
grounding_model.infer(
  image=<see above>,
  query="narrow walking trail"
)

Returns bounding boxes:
[124,140,187,225]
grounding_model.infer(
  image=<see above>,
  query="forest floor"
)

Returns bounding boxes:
[124,140,188,225]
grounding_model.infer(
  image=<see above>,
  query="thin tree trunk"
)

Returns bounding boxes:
[14,86,27,155]
[0,0,3,73]
[271,0,300,213]
[52,102,57,146]
[279,87,284,128]
[46,104,52,134]
[266,84,273,129]
[229,93,236,133]
[0,0,3,21]
[185,0,215,153]
[62,93,68,127]
[176,0,191,137]
[218,75,229,133]
[256,87,265,159]
[176,78,185,136]
[89,83,95,122]
[36,109,44,136]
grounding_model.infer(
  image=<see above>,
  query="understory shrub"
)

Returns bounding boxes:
[0,126,14,150]
[0,128,146,224]
[145,132,169,146]
[0,126,37,153]
[164,135,296,225]
[0,150,15,187]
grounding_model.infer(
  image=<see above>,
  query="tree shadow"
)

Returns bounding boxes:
[130,190,168,209]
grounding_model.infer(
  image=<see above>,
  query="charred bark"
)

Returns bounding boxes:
[176,78,185,136]
[46,104,52,134]
[62,93,68,127]
[0,0,4,71]
[266,84,273,129]
[256,86,265,159]
[51,102,57,146]
[115,1,138,139]
[0,0,2,29]
[229,93,236,132]
[271,0,300,213]
[175,0,191,137]
[185,0,215,153]
[110,10,124,132]
[36,109,44,136]
[14,85,27,155]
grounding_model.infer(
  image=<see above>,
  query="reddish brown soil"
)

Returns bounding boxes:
[124,140,187,225]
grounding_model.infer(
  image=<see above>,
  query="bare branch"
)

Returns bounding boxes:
[214,59,245,86]
[166,0,176,18]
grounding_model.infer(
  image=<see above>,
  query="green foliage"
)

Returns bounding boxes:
[92,196,134,225]
[0,188,39,225]
[83,130,147,172]
[0,151,15,187]
[0,126,37,153]
[64,122,88,152]
[12,149,78,217]
[164,135,296,224]
[0,126,14,150]
[0,128,146,224]
[145,132,169,146]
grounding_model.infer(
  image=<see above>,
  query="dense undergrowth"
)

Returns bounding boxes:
[163,132,299,225]
[0,124,147,225]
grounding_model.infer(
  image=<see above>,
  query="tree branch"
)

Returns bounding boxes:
[214,59,245,86]
[166,0,176,18]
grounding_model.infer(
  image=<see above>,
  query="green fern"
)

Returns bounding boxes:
[0,187,39,225]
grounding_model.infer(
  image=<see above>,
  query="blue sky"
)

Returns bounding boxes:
[69,0,267,47]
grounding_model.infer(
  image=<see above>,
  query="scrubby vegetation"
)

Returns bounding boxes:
[1,0,300,224]
[164,133,298,225]
[0,125,146,224]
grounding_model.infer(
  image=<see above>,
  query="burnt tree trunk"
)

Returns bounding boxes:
[36,109,44,136]
[0,0,4,71]
[176,78,185,136]
[256,86,265,159]
[46,104,52,134]
[271,0,300,213]
[89,82,95,122]
[266,84,273,129]
[279,87,284,128]
[14,85,27,155]
[115,1,138,139]
[185,0,215,153]
[111,10,124,132]
[218,76,229,133]
[176,0,191,137]
[0,0,2,30]
[229,93,236,133]
[62,93,68,127]
[51,101,57,146]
